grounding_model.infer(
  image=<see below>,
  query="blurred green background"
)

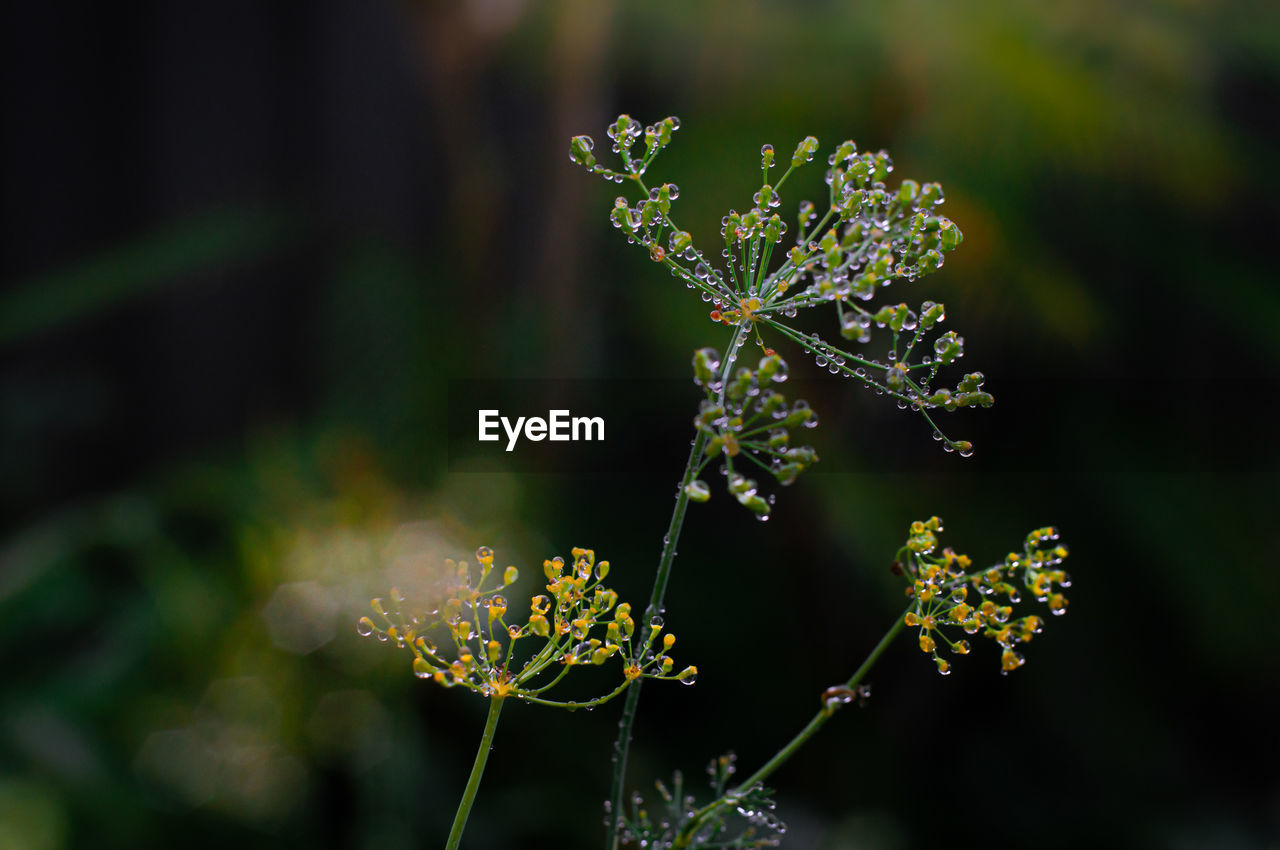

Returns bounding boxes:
[2,2,1278,848]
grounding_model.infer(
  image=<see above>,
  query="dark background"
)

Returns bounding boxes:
[2,2,1278,848]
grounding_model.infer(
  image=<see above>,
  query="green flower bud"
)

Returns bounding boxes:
[871,151,892,182]
[695,401,725,428]
[737,493,770,515]
[934,331,964,364]
[919,182,944,208]
[849,157,869,185]
[938,218,962,251]
[758,391,788,417]
[927,388,952,407]
[920,301,946,330]
[791,135,819,167]
[608,114,641,150]
[657,116,679,146]
[727,367,755,401]
[782,403,816,428]
[897,179,920,206]
[774,464,801,486]
[692,348,720,386]
[785,446,818,467]
[569,135,596,167]
[957,391,994,408]
[757,353,787,383]
[684,480,711,503]
[764,214,786,243]
[886,364,907,391]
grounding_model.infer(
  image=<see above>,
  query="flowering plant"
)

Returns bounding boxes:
[360,115,1070,849]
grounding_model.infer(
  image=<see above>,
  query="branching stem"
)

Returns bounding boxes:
[671,605,910,848]
[605,322,750,850]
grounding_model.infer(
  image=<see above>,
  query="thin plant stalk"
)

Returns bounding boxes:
[446,695,506,850]
[672,606,910,848]
[607,324,750,850]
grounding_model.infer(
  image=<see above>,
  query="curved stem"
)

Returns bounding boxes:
[445,696,506,850]
[736,607,908,791]
[673,606,910,848]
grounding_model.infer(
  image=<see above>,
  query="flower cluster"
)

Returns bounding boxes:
[614,753,783,850]
[684,347,818,520]
[358,547,695,706]
[896,519,1071,675]
[572,115,987,455]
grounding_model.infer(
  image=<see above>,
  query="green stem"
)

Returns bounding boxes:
[737,607,907,790]
[606,324,748,850]
[673,606,910,848]
[445,696,506,850]
[605,426,708,850]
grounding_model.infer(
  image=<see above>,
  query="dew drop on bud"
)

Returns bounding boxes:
[684,479,711,502]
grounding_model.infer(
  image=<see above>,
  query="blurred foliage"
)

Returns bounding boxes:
[1,1,1278,848]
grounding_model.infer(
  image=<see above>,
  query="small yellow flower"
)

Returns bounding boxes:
[895,519,1070,676]
[358,546,693,706]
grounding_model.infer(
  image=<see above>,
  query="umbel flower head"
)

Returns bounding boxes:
[617,753,784,849]
[358,547,695,707]
[896,518,1071,675]
[572,115,990,456]
[684,347,818,521]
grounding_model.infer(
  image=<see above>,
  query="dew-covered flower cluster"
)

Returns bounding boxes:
[896,519,1071,675]
[358,547,695,706]
[571,114,990,455]
[614,753,783,850]
[684,347,818,520]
